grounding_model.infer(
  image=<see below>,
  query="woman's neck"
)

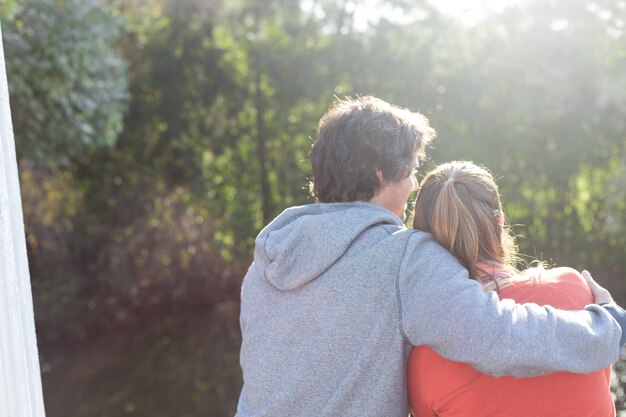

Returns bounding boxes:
[474,261,515,290]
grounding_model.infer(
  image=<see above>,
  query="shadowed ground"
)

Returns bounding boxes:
[40,302,242,417]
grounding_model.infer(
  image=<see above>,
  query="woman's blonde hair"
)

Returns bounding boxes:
[413,161,518,281]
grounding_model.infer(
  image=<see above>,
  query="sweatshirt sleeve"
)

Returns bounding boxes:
[397,232,622,377]
[601,303,626,347]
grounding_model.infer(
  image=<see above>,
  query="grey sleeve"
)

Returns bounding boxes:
[397,233,621,377]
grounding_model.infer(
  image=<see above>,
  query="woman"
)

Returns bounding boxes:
[407,161,614,417]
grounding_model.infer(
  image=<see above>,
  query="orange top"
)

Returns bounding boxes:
[407,267,614,417]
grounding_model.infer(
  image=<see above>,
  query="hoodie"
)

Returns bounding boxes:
[236,202,621,417]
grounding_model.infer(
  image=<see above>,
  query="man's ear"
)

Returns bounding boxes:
[375,169,386,186]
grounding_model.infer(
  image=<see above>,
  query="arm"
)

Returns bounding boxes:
[397,232,622,377]
[599,303,626,346]
[580,269,626,345]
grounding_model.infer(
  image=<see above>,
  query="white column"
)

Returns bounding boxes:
[0,22,47,417]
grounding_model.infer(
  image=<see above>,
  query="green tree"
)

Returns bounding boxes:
[2,0,128,166]
[2,0,128,339]
[424,0,626,296]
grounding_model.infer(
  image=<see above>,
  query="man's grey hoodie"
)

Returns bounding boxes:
[236,202,622,417]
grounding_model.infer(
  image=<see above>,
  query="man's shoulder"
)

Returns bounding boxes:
[395,228,465,278]
[400,228,454,256]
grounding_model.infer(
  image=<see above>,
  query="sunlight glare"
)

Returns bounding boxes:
[432,0,526,18]
[302,0,527,30]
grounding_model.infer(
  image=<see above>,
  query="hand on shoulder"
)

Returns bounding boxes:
[581,270,614,305]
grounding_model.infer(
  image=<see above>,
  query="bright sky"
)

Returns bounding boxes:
[432,0,526,19]
[352,0,528,28]
[301,0,528,31]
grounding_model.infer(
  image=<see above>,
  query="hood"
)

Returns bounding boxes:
[254,202,403,291]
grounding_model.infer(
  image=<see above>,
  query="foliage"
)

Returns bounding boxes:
[2,0,128,166]
[0,0,19,20]
[422,0,626,299]
[20,162,89,338]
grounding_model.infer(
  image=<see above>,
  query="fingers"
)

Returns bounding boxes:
[582,270,614,305]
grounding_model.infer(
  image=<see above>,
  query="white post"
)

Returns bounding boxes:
[0,22,47,417]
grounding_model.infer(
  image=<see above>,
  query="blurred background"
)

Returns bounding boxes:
[2,0,626,415]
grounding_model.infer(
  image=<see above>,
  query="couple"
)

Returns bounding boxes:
[236,96,626,417]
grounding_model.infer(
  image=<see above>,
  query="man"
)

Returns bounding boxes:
[236,96,626,417]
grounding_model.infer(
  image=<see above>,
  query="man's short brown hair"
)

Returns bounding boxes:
[310,96,435,202]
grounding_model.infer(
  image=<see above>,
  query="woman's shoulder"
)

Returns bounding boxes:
[537,266,585,284]
[501,267,593,308]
